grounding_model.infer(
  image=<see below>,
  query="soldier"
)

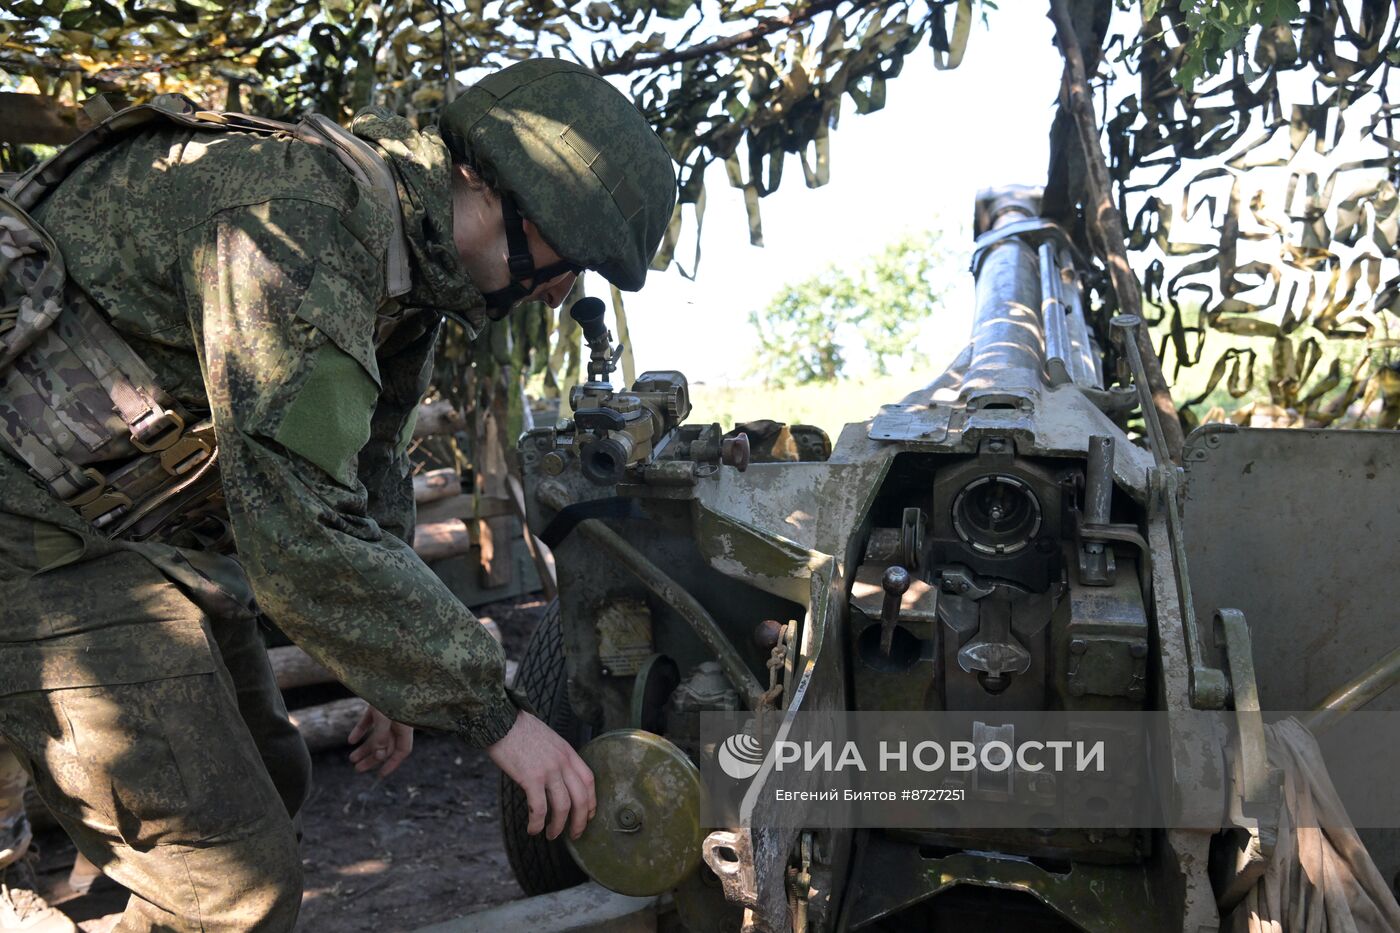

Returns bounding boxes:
[0,58,676,931]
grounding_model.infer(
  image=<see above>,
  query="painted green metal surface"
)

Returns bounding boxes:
[567,730,705,897]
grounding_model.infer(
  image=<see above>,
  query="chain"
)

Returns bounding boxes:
[755,622,791,744]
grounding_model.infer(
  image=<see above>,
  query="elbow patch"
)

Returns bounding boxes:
[274,341,379,486]
[393,406,420,460]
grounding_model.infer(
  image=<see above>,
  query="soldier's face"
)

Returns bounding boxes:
[451,168,578,312]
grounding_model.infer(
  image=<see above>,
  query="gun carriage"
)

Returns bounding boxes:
[502,187,1400,931]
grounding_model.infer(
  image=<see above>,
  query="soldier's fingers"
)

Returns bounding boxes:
[349,733,377,761]
[524,779,547,836]
[347,706,375,745]
[545,776,571,840]
[349,731,383,765]
[356,747,390,772]
[392,722,414,750]
[562,768,590,840]
[378,750,407,778]
[394,725,414,758]
[351,719,393,770]
[378,728,414,778]
[569,753,597,820]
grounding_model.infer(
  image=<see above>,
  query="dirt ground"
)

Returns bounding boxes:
[30,596,549,933]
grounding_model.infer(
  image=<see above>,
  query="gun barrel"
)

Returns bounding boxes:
[965,193,1045,393]
[1040,241,1074,386]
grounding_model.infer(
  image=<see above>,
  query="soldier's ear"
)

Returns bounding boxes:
[450,166,505,259]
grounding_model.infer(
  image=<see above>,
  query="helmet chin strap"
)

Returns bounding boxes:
[479,193,582,320]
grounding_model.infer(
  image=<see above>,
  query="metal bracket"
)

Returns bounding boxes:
[703,829,759,909]
[1211,607,1283,913]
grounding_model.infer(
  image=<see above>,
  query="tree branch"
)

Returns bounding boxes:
[1047,0,1185,460]
[597,0,874,75]
[0,7,317,91]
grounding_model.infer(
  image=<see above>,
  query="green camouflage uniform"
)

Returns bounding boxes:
[0,111,516,930]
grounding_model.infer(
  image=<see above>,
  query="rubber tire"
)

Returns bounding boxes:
[499,598,589,895]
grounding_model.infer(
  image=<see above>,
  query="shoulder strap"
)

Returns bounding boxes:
[10,96,412,301]
[0,95,413,538]
[295,114,413,299]
[7,94,298,212]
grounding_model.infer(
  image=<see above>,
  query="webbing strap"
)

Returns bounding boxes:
[0,196,66,370]
[503,192,535,281]
[10,99,412,303]
[478,193,582,318]
[559,124,643,223]
[0,364,79,489]
[298,114,413,299]
[68,302,183,445]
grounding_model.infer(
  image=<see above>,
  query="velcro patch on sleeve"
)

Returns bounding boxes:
[274,341,378,486]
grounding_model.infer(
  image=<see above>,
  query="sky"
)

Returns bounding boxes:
[613,12,1065,385]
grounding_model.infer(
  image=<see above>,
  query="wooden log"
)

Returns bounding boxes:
[415,493,514,525]
[413,399,467,438]
[477,616,503,645]
[413,518,474,562]
[507,473,559,601]
[478,515,515,588]
[288,697,367,754]
[412,468,462,504]
[0,92,90,145]
[268,644,336,691]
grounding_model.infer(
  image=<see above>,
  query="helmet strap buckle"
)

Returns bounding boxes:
[502,193,537,283]
[479,193,583,320]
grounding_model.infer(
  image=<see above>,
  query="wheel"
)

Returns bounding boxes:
[499,598,589,894]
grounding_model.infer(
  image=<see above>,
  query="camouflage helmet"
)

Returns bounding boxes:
[439,59,677,294]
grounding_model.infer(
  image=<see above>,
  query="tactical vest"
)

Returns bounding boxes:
[0,94,412,546]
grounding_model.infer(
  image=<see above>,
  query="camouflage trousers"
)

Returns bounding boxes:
[0,511,312,931]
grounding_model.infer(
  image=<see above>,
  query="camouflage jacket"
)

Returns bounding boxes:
[0,110,518,747]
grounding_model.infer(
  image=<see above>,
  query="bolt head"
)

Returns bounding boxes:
[753,619,784,651]
[1069,638,1088,655]
[1129,641,1148,659]
[541,451,567,476]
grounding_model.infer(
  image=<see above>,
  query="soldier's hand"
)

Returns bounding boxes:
[348,705,414,778]
[487,710,596,841]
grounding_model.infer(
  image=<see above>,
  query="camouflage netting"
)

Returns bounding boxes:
[4,0,1397,433]
[1099,2,1400,429]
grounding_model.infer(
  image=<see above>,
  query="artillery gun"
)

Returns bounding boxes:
[500,187,1400,931]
